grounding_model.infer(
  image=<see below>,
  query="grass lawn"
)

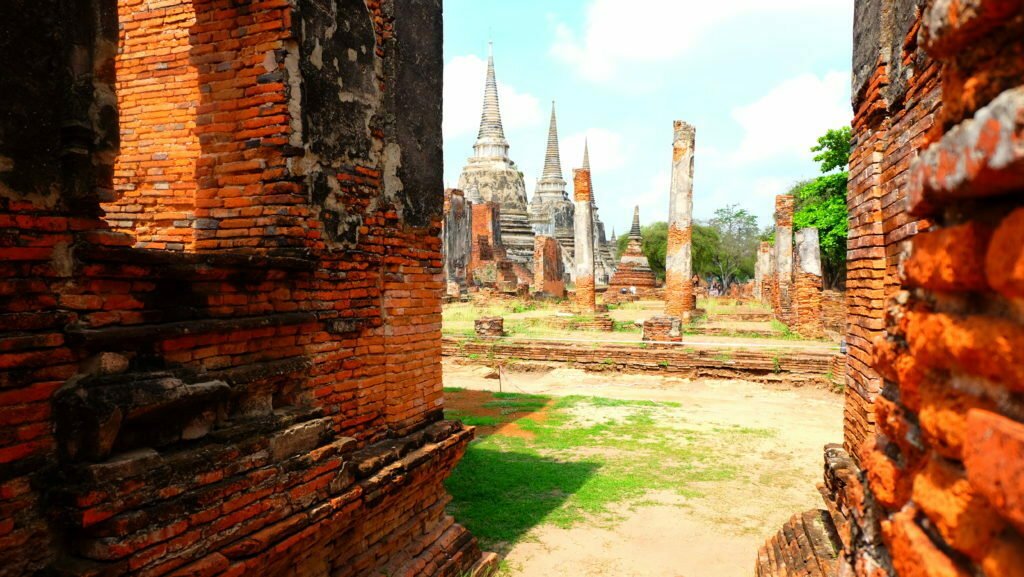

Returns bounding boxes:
[443,388,775,554]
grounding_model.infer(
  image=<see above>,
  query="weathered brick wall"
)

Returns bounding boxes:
[758,3,1024,577]
[844,1,941,456]
[772,195,795,325]
[469,202,502,280]
[822,290,847,336]
[532,235,565,297]
[0,2,492,576]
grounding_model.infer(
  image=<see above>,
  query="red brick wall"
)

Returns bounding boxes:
[532,235,565,297]
[0,2,489,576]
[832,3,1024,577]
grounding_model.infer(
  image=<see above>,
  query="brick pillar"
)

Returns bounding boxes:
[773,195,795,324]
[573,168,596,313]
[755,241,772,302]
[794,228,824,338]
[665,121,696,320]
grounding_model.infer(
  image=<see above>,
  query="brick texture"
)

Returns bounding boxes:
[0,2,492,577]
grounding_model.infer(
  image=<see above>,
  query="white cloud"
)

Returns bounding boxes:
[443,54,543,140]
[551,0,849,83]
[730,71,851,166]
[562,128,630,173]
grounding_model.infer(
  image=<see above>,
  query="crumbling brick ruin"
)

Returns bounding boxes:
[532,236,566,298]
[793,228,825,339]
[0,1,494,576]
[573,155,597,314]
[607,206,659,301]
[757,3,1024,577]
[771,195,795,326]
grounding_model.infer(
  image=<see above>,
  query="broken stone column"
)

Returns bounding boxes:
[573,164,596,313]
[793,228,824,338]
[533,235,566,298]
[665,121,696,320]
[773,195,795,324]
[754,241,772,302]
[443,189,472,298]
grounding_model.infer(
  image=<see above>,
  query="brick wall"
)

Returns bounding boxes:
[758,3,1024,577]
[532,235,565,297]
[0,2,492,576]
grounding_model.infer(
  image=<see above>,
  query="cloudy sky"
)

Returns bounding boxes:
[442,0,855,236]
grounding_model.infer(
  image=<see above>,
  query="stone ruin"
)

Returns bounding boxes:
[0,2,495,576]
[607,206,659,301]
[532,236,566,298]
[443,189,472,299]
[665,121,698,320]
[757,3,1024,577]
[756,194,831,340]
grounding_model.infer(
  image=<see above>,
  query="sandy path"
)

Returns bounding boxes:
[442,362,842,577]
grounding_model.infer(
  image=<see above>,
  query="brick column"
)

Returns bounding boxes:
[773,195,795,324]
[665,121,696,320]
[793,228,824,338]
[755,241,772,302]
[573,168,596,313]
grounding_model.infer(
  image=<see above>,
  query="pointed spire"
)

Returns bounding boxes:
[477,42,505,141]
[541,102,563,180]
[630,205,643,238]
[582,139,591,170]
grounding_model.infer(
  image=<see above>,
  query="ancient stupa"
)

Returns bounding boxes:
[456,44,534,265]
[607,206,658,294]
[528,102,576,256]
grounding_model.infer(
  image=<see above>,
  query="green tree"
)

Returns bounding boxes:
[706,205,760,288]
[792,126,851,289]
[692,224,720,280]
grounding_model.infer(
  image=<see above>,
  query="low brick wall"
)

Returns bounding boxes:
[443,337,836,386]
[821,290,846,336]
[549,314,614,332]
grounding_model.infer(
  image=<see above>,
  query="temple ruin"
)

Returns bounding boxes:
[757,3,1024,577]
[528,104,575,272]
[0,1,494,575]
[456,45,534,268]
[607,206,659,299]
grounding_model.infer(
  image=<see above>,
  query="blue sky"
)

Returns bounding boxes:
[442,0,855,237]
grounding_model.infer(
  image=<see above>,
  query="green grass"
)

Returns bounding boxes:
[444,391,774,552]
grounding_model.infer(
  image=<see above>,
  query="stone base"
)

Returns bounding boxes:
[642,315,682,342]
[474,317,505,338]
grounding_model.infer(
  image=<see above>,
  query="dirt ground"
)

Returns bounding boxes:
[442,361,843,577]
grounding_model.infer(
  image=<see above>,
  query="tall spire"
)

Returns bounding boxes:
[630,205,643,238]
[582,139,591,170]
[541,102,563,180]
[477,42,505,141]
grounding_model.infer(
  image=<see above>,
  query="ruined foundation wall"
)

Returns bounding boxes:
[0,2,489,576]
[793,228,825,338]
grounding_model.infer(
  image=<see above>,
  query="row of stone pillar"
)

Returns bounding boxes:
[753,194,825,338]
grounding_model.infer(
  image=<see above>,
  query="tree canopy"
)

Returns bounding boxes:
[792,126,851,289]
[616,206,759,287]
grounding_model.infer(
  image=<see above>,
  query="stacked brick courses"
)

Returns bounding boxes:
[758,3,1024,577]
[532,235,566,298]
[0,2,492,576]
[772,196,795,326]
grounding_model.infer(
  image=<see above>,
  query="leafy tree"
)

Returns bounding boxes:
[691,224,720,280]
[792,126,851,289]
[706,205,760,288]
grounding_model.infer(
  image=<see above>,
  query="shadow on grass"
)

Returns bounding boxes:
[445,445,600,554]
